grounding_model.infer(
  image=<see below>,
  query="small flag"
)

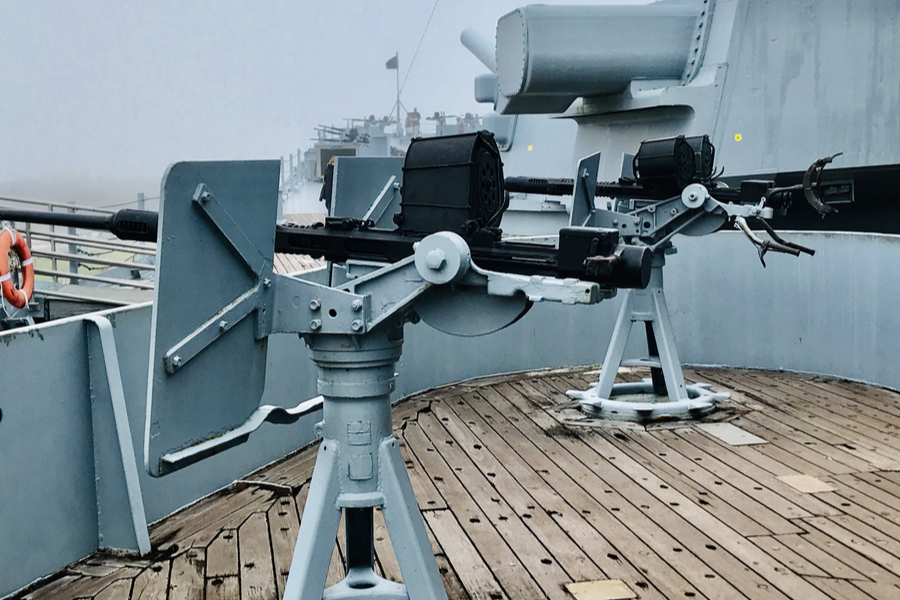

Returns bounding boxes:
[385,54,398,70]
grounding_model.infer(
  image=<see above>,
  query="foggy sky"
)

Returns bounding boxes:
[0,0,643,205]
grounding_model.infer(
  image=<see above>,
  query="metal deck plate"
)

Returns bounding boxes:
[696,422,767,446]
[145,161,280,476]
[565,579,637,600]
[777,474,836,494]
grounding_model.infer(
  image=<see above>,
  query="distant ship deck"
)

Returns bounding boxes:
[18,367,900,600]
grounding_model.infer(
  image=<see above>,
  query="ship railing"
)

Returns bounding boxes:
[0,195,156,288]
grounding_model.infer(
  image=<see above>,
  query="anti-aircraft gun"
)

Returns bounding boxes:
[0,131,653,600]
[503,134,837,421]
[0,130,828,598]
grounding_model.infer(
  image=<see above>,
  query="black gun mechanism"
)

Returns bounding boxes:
[507,134,839,267]
[508,135,840,267]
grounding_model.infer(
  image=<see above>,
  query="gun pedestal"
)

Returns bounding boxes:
[569,246,728,421]
[284,323,445,600]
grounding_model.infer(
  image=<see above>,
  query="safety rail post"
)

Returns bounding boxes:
[67,203,79,284]
[49,203,58,282]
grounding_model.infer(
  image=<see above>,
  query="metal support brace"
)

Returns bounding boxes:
[193,184,269,276]
[569,250,728,421]
[84,315,150,555]
[362,176,398,223]
[569,151,600,228]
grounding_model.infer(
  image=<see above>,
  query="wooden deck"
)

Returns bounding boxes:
[273,214,327,275]
[18,367,900,600]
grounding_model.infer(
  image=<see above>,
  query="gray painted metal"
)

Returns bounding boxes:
[84,315,150,554]
[495,2,706,114]
[712,0,900,176]
[159,394,323,473]
[460,28,496,74]
[569,151,600,228]
[482,0,900,181]
[332,157,404,228]
[284,325,447,600]
[146,161,279,476]
[413,286,531,337]
[572,251,729,420]
[1,302,322,598]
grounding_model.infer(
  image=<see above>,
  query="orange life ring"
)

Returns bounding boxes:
[0,228,35,309]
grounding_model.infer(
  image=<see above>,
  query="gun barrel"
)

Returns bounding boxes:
[504,176,667,200]
[0,207,158,242]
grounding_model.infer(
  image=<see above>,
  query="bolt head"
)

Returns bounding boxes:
[218,320,228,332]
[263,278,272,288]
[172,355,183,367]
[351,319,364,332]
[310,319,322,331]
[351,299,363,311]
[309,299,321,311]
[425,248,446,270]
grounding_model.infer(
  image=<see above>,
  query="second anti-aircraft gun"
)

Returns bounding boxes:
[507,132,836,420]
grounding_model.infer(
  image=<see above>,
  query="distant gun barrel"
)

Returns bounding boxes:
[460,28,497,73]
[0,207,158,242]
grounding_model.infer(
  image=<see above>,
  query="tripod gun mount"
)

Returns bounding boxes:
[140,133,651,600]
[515,135,830,422]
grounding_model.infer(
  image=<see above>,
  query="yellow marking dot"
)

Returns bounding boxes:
[734,133,743,142]
[527,145,533,151]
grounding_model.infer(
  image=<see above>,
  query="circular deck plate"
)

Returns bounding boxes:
[570,378,730,422]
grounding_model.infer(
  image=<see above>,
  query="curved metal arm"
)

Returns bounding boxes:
[735,217,802,267]
[803,153,842,216]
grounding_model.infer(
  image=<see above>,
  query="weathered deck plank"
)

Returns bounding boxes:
[168,549,204,600]
[238,511,278,600]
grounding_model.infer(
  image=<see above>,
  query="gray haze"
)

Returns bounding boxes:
[0,0,644,207]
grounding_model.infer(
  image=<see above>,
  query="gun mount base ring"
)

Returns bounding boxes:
[323,571,408,600]
[571,379,729,422]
